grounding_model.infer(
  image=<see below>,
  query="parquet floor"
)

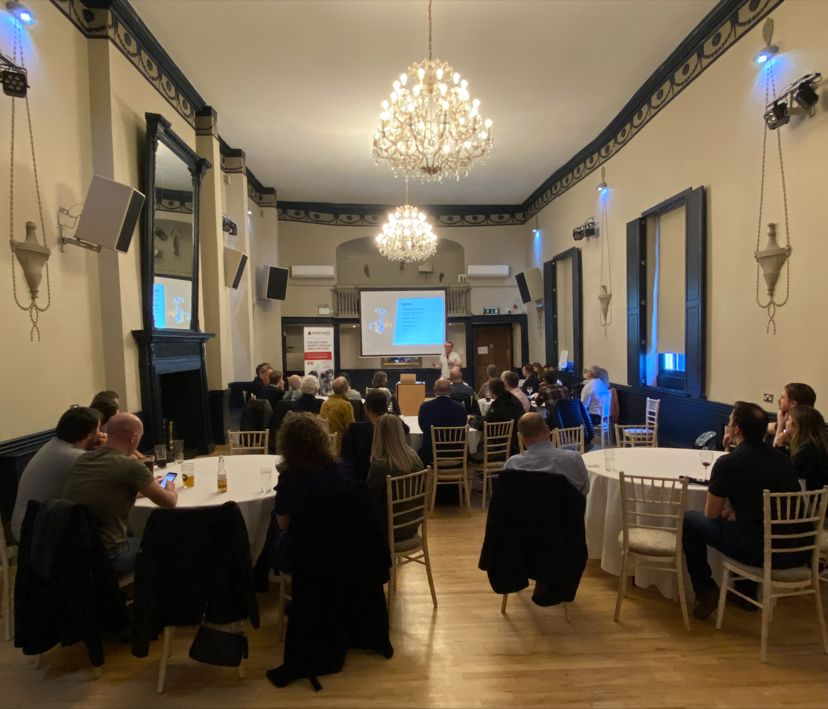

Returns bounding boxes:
[3,505,828,708]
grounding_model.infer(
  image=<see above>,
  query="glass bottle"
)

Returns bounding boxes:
[217,456,227,493]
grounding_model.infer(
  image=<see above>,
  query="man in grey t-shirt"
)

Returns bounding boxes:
[11,407,101,542]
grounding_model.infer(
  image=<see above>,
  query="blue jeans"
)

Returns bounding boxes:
[110,536,141,573]
[682,511,763,594]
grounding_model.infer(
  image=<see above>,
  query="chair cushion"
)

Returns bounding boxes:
[394,535,423,553]
[619,528,677,556]
[723,559,813,583]
[622,428,652,436]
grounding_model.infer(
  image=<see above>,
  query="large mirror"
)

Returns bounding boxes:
[141,113,208,332]
[544,247,583,376]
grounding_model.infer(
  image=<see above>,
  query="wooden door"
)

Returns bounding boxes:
[472,325,513,390]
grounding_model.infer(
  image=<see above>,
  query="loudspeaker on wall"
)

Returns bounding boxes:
[223,247,248,289]
[515,267,543,303]
[258,265,288,300]
[74,175,145,253]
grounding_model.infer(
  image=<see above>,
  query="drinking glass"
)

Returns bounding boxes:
[153,444,167,469]
[172,439,184,465]
[603,448,616,473]
[143,455,155,475]
[700,449,714,476]
[260,467,273,494]
[181,461,195,488]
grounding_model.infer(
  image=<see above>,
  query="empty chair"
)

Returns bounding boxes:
[475,420,514,509]
[430,426,470,513]
[227,430,269,454]
[386,468,437,620]
[715,488,828,662]
[614,473,690,630]
[1,522,18,641]
[552,426,585,454]
[617,397,660,447]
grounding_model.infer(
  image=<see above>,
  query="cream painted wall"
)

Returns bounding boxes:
[0,5,103,439]
[248,201,283,371]
[527,1,828,406]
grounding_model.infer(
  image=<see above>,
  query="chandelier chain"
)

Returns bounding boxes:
[427,0,432,61]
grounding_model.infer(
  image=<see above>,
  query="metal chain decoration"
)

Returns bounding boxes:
[754,60,791,335]
[8,22,51,341]
[597,167,612,336]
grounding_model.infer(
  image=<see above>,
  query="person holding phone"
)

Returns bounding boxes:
[62,413,178,572]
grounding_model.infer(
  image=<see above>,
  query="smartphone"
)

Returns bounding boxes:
[160,472,177,489]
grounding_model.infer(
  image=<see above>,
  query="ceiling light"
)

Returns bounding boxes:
[376,201,437,263]
[372,0,493,182]
[6,1,34,25]
[754,18,777,65]
[596,166,608,193]
[764,101,789,130]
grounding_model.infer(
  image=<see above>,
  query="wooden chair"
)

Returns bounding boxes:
[1,523,18,642]
[715,488,828,662]
[328,432,341,457]
[430,426,470,513]
[227,430,269,454]
[386,468,437,621]
[614,473,690,630]
[475,420,514,509]
[597,392,612,449]
[820,530,828,588]
[156,623,246,693]
[616,397,660,447]
[552,426,585,454]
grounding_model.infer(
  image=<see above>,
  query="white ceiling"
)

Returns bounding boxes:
[131,0,716,206]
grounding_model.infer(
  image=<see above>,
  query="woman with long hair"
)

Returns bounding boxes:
[370,370,393,410]
[786,405,828,491]
[367,414,423,543]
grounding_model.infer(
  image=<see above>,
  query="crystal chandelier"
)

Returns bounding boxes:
[376,185,437,263]
[372,0,493,182]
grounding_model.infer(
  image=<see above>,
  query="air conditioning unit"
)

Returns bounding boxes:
[467,264,510,278]
[290,265,335,279]
[417,263,433,273]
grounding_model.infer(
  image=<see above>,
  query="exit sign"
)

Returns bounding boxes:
[483,307,501,315]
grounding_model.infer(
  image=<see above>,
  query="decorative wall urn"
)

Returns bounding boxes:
[10,221,51,300]
[755,223,791,298]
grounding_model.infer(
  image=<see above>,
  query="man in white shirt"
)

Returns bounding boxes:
[11,406,102,541]
[436,340,462,379]
[503,413,590,496]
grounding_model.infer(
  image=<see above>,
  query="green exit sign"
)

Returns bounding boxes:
[483,307,501,315]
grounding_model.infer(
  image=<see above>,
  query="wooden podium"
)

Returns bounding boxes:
[396,375,426,416]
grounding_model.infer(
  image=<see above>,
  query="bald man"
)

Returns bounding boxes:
[62,412,178,572]
[319,376,356,435]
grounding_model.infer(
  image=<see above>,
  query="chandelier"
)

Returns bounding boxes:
[372,0,493,182]
[376,185,437,263]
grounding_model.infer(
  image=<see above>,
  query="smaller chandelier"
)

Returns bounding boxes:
[376,204,437,263]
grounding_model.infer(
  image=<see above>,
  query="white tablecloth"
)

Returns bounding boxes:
[131,454,280,560]
[478,399,492,417]
[583,447,724,600]
[402,416,482,455]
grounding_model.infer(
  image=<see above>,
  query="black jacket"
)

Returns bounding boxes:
[14,500,127,666]
[479,469,587,604]
[471,393,524,453]
[259,385,286,411]
[131,501,259,658]
[521,374,540,395]
[294,394,323,415]
[270,479,392,687]
[341,417,411,482]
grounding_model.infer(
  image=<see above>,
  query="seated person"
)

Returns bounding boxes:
[520,364,539,395]
[502,370,530,412]
[770,382,817,449]
[449,366,480,414]
[366,414,424,545]
[682,401,803,620]
[283,374,303,402]
[785,405,828,491]
[471,378,526,453]
[503,413,589,496]
[11,406,101,542]
[477,364,499,399]
[271,413,345,573]
[249,362,273,399]
[342,390,393,482]
[580,365,610,427]
[259,369,286,410]
[417,378,467,465]
[338,372,363,401]
[535,370,568,423]
[319,376,356,436]
[90,390,119,435]
[61,413,177,572]
[370,370,394,409]
[293,375,323,414]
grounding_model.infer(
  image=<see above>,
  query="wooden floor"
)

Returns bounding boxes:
[3,505,828,708]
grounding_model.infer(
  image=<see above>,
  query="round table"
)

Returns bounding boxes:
[402,416,482,455]
[131,454,280,561]
[583,447,724,600]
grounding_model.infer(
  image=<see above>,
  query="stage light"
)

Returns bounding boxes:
[0,51,28,97]
[5,1,34,25]
[793,78,819,109]
[763,101,789,130]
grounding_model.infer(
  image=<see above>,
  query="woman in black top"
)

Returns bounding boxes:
[520,364,540,395]
[786,405,828,491]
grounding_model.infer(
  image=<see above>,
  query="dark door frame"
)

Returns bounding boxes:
[544,247,583,376]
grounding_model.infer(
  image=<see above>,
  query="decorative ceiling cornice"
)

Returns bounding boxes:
[51,0,783,225]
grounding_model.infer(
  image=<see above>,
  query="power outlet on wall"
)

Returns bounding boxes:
[763,392,774,403]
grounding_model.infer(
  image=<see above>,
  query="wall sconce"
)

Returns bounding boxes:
[754,18,778,65]
[10,221,52,341]
[763,73,822,130]
[572,217,597,241]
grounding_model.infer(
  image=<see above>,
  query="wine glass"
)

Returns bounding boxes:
[700,449,714,477]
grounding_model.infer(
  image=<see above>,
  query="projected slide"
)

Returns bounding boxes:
[360,290,446,356]
[153,276,192,330]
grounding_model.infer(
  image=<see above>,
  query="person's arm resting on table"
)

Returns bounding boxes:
[140,479,178,508]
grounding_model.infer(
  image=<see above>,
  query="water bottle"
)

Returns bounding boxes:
[217,456,227,493]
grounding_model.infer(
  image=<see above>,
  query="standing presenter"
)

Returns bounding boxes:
[435,340,462,379]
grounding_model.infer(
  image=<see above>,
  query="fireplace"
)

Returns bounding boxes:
[132,329,214,455]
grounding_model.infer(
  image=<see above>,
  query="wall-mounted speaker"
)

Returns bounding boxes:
[223,247,248,289]
[258,265,288,300]
[515,267,543,303]
[73,175,145,253]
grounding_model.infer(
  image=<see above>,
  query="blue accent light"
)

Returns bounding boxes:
[5,1,34,25]
[754,45,778,66]
[659,352,686,372]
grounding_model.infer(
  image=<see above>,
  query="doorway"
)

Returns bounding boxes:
[471,325,513,390]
